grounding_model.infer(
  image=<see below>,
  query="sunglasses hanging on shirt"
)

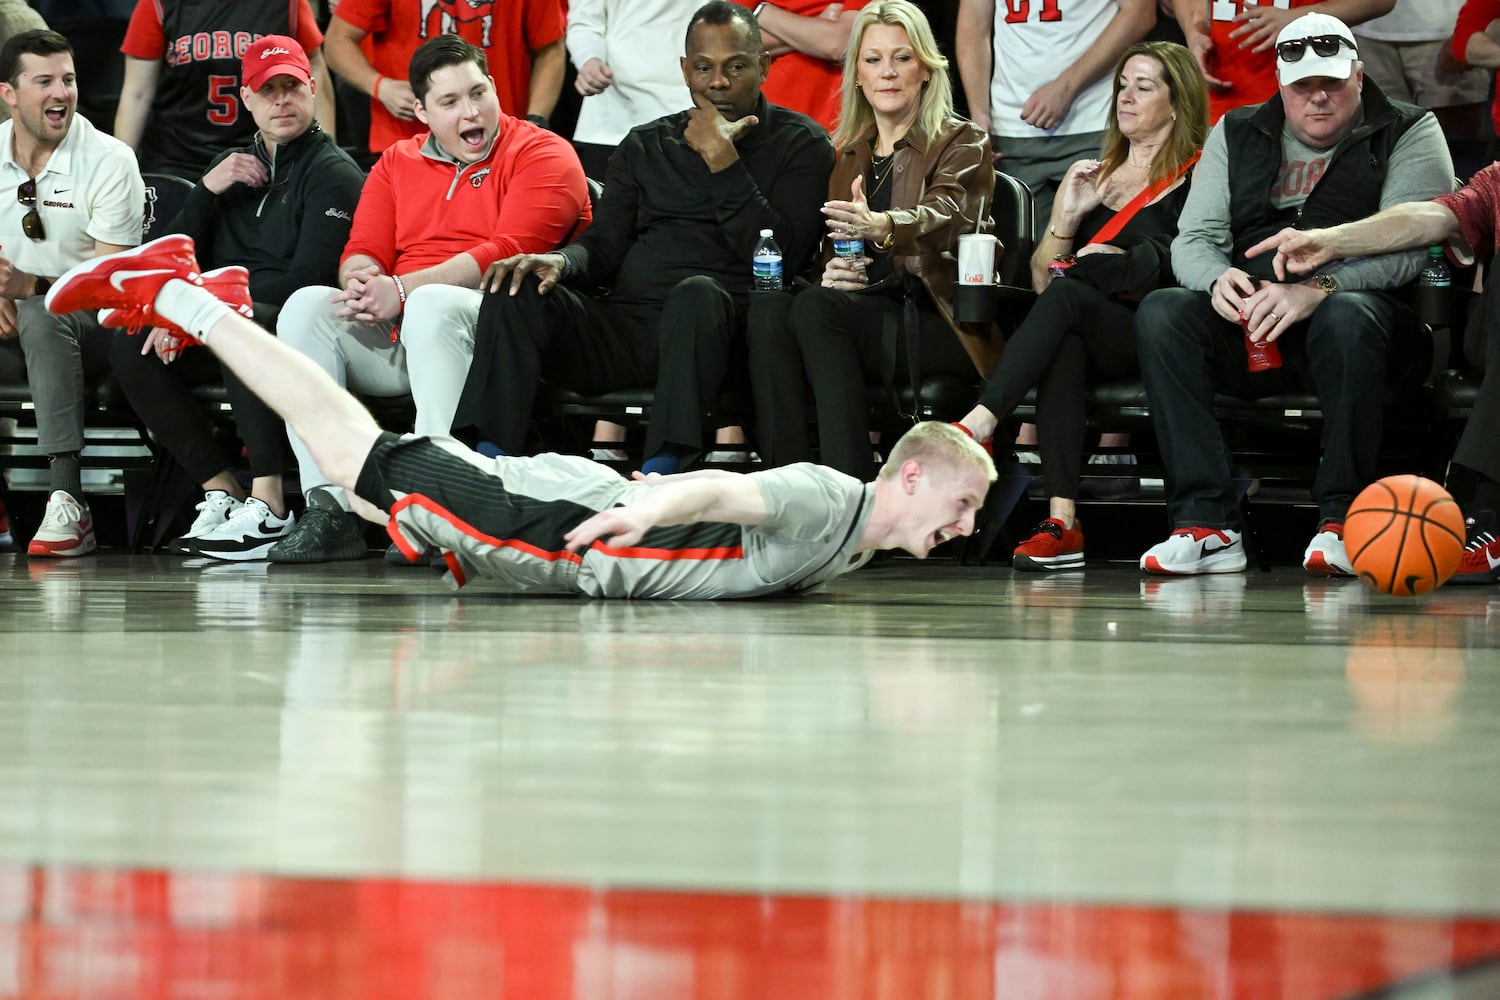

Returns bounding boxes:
[16,179,44,241]
[1276,35,1357,63]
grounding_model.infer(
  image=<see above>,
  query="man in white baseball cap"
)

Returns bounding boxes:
[1273,11,1360,87]
[1131,10,1456,578]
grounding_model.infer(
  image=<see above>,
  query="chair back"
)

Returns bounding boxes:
[992,170,1035,288]
[141,173,196,243]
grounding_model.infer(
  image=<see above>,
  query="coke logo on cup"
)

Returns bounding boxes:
[962,273,988,284]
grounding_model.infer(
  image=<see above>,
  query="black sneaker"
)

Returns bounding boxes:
[266,487,368,563]
[384,542,446,567]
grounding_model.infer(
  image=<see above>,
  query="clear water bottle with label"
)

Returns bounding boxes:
[752,229,783,292]
[1416,245,1452,328]
[832,232,864,262]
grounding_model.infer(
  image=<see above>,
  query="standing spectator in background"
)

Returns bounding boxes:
[107,35,366,562]
[323,0,566,155]
[568,0,703,181]
[1449,0,1500,164]
[956,0,1155,238]
[0,29,144,557]
[0,1,44,125]
[114,0,336,182]
[739,0,867,134]
[1170,0,1393,122]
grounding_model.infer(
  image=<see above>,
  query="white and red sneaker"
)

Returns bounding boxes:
[1449,520,1500,586]
[1302,521,1354,576]
[45,234,200,318]
[98,265,251,340]
[1140,526,1246,575]
[27,490,96,558]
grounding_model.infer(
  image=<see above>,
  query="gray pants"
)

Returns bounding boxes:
[276,283,482,507]
[0,297,108,456]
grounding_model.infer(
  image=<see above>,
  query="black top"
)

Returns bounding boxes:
[1075,180,1190,249]
[565,95,834,305]
[171,124,366,309]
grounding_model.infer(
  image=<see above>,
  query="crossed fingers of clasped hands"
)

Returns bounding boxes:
[333,266,401,323]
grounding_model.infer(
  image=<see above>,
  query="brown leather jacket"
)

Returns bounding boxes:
[827,116,1000,374]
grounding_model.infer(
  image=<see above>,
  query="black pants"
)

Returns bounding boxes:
[108,309,286,483]
[748,285,973,479]
[461,274,745,460]
[1454,303,1500,484]
[1136,287,1420,527]
[975,278,1139,500]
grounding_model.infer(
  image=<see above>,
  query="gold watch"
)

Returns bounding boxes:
[1312,272,1339,294]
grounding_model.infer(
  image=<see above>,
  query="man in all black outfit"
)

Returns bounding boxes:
[456,0,832,474]
[108,35,366,560]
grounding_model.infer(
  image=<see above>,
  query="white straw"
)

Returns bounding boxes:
[975,197,985,235]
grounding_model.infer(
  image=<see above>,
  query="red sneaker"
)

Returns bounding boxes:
[1013,517,1084,572]
[99,265,252,342]
[45,234,200,318]
[1449,521,1500,586]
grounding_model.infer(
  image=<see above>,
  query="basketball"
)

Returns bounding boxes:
[1344,476,1466,596]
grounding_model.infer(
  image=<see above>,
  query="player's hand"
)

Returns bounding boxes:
[1210,266,1259,325]
[1244,226,1337,280]
[575,57,613,96]
[1020,76,1077,131]
[1228,2,1298,53]
[142,325,185,364]
[375,76,417,121]
[201,152,269,195]
[1241,280,1322,344]
[0,298,16,340]
[684,92,756,172]
[483,253,568,295]
[564,507,651,551]
[1434,37,1465,86]
[820,253,870,290]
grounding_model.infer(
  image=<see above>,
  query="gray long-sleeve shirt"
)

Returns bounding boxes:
[1171,110,1454,292]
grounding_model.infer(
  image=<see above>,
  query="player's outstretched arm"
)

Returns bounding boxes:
[564,477,768,551]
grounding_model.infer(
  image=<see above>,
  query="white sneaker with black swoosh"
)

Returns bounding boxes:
[1140,526,1246,575]
[191,497,295,561]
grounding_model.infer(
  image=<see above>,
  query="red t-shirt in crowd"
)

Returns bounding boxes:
[735,0,869,134]
[1206,0,1319,122]
[335,0,566,153]
[1453,0,1500,133]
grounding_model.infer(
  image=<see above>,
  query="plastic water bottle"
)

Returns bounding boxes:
[833,232,864,262]
[1416,245,1451,328]
[1419,245,1451,288]
[752,229,783,292]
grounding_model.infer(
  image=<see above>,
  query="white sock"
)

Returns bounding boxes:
[153,279,233,343]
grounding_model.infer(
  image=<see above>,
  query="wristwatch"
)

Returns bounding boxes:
[32,275,50,298]
[1312,272,1339,294]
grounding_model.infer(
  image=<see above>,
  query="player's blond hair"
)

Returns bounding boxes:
[877,421,997,484]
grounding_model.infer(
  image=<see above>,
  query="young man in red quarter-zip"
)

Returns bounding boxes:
[269,33,591,564]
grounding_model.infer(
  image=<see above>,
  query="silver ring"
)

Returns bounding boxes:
[1269,312,1278,322]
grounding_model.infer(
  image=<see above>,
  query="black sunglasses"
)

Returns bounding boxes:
[1276,34,1356,64]
[16,179,43,241]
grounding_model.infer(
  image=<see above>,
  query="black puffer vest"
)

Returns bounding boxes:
[1224,79,1428,282]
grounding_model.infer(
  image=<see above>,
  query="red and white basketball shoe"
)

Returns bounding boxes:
[98,265,253,342]
[45,234,200,318]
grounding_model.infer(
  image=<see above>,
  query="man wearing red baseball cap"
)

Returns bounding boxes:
[105,33,367,562]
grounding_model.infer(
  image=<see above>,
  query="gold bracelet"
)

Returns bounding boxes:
[1048,225,1075,241]
[873,213,895,251]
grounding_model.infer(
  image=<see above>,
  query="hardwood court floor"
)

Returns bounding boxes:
[1,552,1497,999]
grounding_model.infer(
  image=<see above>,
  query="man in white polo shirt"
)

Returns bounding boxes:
[0,29,144,556]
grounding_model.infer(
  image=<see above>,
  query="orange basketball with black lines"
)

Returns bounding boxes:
[1344,476,1466,596]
